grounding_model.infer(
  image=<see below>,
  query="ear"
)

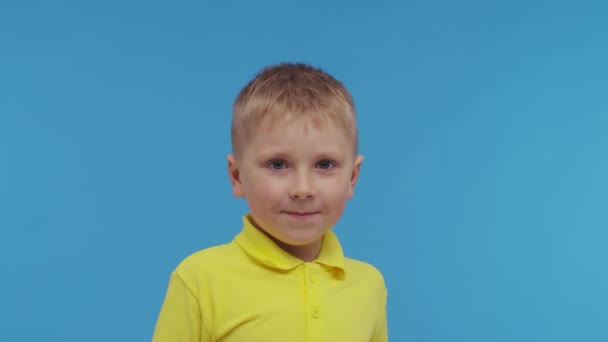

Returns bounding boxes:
[227,154,245,198]
[348,155,364,198]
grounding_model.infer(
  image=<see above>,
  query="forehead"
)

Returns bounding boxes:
[243,116,356,156]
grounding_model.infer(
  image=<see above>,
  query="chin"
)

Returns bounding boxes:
[278,230,325,246]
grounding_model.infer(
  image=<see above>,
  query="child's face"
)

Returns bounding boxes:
[228,119,363,259]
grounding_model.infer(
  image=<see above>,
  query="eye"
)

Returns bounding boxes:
[316,160,335,170]
[268,160,287,170]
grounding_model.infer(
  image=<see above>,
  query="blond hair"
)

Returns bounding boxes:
[231,63,357,157]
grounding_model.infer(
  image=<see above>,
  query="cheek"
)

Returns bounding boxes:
[321,180,352,204]
[246,175,284,202]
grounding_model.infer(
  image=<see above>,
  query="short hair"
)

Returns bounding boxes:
[231,63,358,157]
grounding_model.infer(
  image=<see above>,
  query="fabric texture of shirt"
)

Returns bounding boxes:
[152,215,388,342]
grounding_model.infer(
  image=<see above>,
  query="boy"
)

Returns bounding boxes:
[152,63,388,341]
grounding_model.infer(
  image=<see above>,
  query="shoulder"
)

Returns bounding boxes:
[343,257,387,290]
[341,257,387,309]
[173,242,240,280]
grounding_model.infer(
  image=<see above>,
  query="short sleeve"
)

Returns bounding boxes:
[152,271,209,342]
[370,289,388,342]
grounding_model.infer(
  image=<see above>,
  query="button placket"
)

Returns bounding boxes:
[308,263,321,319]
[310,268,319,283]
[304,263,323,341]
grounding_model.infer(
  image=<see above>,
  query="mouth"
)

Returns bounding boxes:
[282,211,320,219]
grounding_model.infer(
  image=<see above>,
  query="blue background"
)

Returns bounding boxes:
[1,1,607,341]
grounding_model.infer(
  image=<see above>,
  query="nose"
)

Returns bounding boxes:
[288,171,316,199]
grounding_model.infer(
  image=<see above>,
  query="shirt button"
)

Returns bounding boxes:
[310,274,318,283]
[311,308,320,319]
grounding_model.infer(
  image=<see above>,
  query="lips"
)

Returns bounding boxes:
[282,211,320,217]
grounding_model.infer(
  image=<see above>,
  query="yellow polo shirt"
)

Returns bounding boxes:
[153,216,388,342]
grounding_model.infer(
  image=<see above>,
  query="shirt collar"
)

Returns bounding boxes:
[234,215,346,276]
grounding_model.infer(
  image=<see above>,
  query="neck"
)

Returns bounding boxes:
[254,225,322,262]
[272,237,322,262]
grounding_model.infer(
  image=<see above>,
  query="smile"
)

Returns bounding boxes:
[282,211,320,219]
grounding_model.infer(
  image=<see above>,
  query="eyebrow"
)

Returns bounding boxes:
[256,148,346,160]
